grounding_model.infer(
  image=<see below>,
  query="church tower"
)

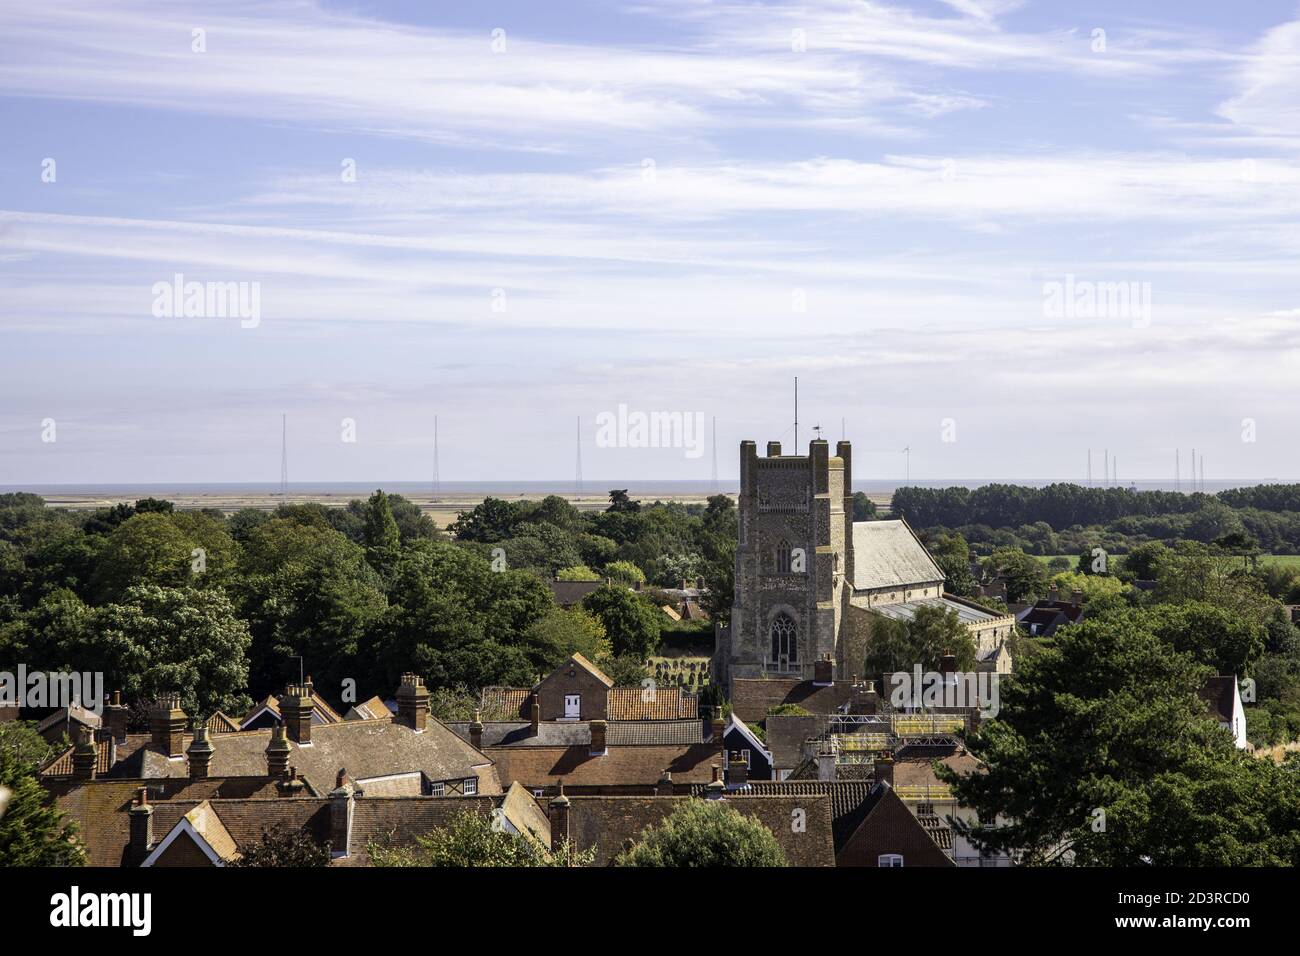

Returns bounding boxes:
[718,438,854,685]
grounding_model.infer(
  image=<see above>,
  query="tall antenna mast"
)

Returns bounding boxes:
[575,416,583,493]
[280,413,288,502]
[710,417,718,493]
[1200,453,1205,492]
[1087,448,1092,486]
[1176,448,1181,492]
[794,377,799,450]
[432,414,441,498]
[1104,449,1109,488]
[1191,448,1196,493]
[902,446,910,484]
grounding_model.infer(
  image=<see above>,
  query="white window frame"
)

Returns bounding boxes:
[463,777,478,795]
[878,853,905,868]
[428,781,444,796]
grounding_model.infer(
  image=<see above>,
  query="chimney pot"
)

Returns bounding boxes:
[150,694,187,757]
[187,726,215,780]
[469,709,484,750]
[71,724,97,780]
[281,682,315,744]
[128,787,154,865]
[395,673,429,732]
[265,724,292,779]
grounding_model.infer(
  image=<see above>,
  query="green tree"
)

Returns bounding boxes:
[369,810,592,867]
[606,489,641,514]
[0,721,84,866]
[941,616,1300,865]
[582,585,662,659]
[979,547,1047,603]
[363,490,402,579]
[614,799,787,867]
[555,564,601,582]
[523,607,611,670]
[94,585,254,717]
[863,603,975,679]
[926,532,975,596]
[602,560,647,587]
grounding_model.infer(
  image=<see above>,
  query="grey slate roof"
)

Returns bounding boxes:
[868,596,998,624]
[850,520,945,592]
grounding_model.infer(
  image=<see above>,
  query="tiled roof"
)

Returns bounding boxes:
[765,714,828,770]
[607,687,698,720]
[35,705,102,735]
[447,721,591,748]
[346,784,549,865]
[448,719,707,749]
[694,779,876,852]
[241,690,345,728]
[62,718,498,796]
[205,712,241,734]
[479,687,531,721]
[607,720,707,746]
[548,580,605,607]
[566,653,614,688]
[851,520,945,592]
[345,696,392,721]
[562,794,836,866]
[487,743,722,789]
[730,678,855,723]
[43,777,286,866]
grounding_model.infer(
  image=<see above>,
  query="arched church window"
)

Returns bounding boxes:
[776,539,792,573]
[770,613,797,667]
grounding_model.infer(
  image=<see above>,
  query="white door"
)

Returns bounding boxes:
[564,694,581,719]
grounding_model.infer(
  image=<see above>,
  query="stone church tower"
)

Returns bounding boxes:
[716,438,854,684]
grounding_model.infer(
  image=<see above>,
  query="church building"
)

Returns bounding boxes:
[714,438,1014,690]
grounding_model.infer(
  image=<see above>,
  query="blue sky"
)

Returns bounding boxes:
[2,0,1300,485]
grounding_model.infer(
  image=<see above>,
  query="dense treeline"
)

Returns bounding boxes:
[0,490,736,720]
[892,483,1300,555]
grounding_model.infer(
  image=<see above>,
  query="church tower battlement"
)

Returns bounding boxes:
[719,438,854,684]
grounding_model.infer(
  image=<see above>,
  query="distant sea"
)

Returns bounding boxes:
[2,478,1286,496]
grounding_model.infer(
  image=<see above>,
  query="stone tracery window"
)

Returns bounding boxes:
[776,539,792,573]
[770,613,797,668]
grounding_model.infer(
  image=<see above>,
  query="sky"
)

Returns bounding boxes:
[2,0,1300,486]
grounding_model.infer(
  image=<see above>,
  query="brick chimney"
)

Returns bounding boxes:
[1071,588,1084,605]
[150,694,187,757]
[548,782,570,852]
[706,764,725,799]
[874,752,895,788]
[265,724,291,778]
[712,706,725,753]
[816,751,836,782]
[396,673,429,732]
[187,726,214,779]
[725,751,749,788]
[128,787,153,865]
[469,709,484,750]
[852,679,879,715]
[813,655,833,686]
[71,724,97,780]
[766,441,782,456]
[655,771,674,796]
[530,695,540,736]
[329,769,355,860]
[104,690,129,745]
[280,679,315,744]
[589,719,607,756]
[1048,587,1060,603]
